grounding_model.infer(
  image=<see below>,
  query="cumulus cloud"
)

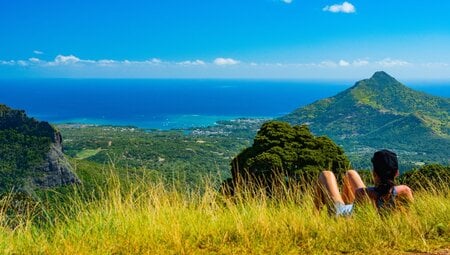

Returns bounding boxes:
[0,54,433,79]
[177,60,206,66]
[376,58,410,67]
[281,0,293,4]
[353,59,370,66]
[323,2,356,13]
[17,60,28,66]
[33,50,44,55]
[4,54,208,68]
[97,59,117,66]
[317,60,351,67]
[422,62,449,68]
[28,58,41,64]
[54,54,81,64]
[339,60,350,67]
[0,55,416,70]
[214,58,240,66]
[0,60,16,66]
[319,61,338,67]
[149,58,162,64]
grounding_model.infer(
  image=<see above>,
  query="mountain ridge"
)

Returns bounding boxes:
[279,71,450,169]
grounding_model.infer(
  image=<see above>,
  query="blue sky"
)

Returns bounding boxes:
[1,0,450,79]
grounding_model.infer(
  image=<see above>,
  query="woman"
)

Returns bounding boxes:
[314,149,414,216]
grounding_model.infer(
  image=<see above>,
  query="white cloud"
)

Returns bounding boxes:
[319,60,338,67]
[149,58,162,64]
[353,59,370,66]
[29,57,41,63]
[54,54,81,64]
[33,50,44,55]
[5,55,443,79]
[339,60,350,67]
[0,60,16,65]
[376,58,410,67]
[281,0,292,4]
[17,60,28,66]
[323,2,356,13]
[97,59,117,66]
[214,58,240,66]
[422,62,449,68]
[0,56,417,70]
[177,60,206,66]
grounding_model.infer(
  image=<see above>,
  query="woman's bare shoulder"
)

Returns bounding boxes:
[395,185,414,201]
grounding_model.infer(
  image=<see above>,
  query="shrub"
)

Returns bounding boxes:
[400,164,450,190]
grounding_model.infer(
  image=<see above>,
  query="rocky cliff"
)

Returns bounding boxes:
[0,104,79,192]
[32,131,80,188]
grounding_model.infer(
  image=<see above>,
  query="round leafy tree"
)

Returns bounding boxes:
[229,121,349,189]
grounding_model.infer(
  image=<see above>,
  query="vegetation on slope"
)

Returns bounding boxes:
[58,119,266,185]
[1,110,448,254]
[0,104,56,192]
[0,104,56,142]
[400,164,450,190]
[280,71,450,170]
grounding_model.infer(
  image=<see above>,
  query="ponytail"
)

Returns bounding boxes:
[372,150,398,196]
[374,179,395,196]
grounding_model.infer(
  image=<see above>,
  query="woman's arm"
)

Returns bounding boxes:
[395,185,414,202]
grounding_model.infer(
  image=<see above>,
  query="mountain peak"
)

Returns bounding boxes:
[349,71,403,93]
[370,71,398,83]
[279,73,450,169]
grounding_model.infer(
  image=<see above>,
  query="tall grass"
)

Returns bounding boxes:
[0,169,449,254]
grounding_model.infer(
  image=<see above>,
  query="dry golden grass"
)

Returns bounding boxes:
[0,172,448,255]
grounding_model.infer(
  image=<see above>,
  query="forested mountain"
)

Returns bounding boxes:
[280,71,450,170]
[0,104,79,193]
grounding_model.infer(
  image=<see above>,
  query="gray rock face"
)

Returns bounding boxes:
[32,132,80,188]
[1,103,80,191]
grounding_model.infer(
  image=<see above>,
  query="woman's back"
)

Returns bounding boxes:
[362,185,413,210]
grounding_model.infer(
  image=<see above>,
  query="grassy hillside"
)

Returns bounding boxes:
[1,104,448,254]
[0,168,448,254]
[280,72,450,170]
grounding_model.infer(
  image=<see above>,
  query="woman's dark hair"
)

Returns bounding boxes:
[371,149,398,196]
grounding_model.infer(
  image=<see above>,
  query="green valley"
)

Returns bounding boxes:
[58,119,267,185]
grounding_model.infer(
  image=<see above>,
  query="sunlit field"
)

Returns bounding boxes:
[0,168,448,255]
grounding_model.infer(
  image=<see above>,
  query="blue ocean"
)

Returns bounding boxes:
[1,79,449,130]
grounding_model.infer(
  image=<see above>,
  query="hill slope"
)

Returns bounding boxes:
[280,71,450,169]
[0,104,79,193]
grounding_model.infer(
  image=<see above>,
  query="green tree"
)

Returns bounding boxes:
[229,121,349,191]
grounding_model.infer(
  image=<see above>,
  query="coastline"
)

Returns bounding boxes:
[50,114,274,130]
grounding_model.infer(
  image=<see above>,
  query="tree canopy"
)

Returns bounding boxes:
[230,121,349,189]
